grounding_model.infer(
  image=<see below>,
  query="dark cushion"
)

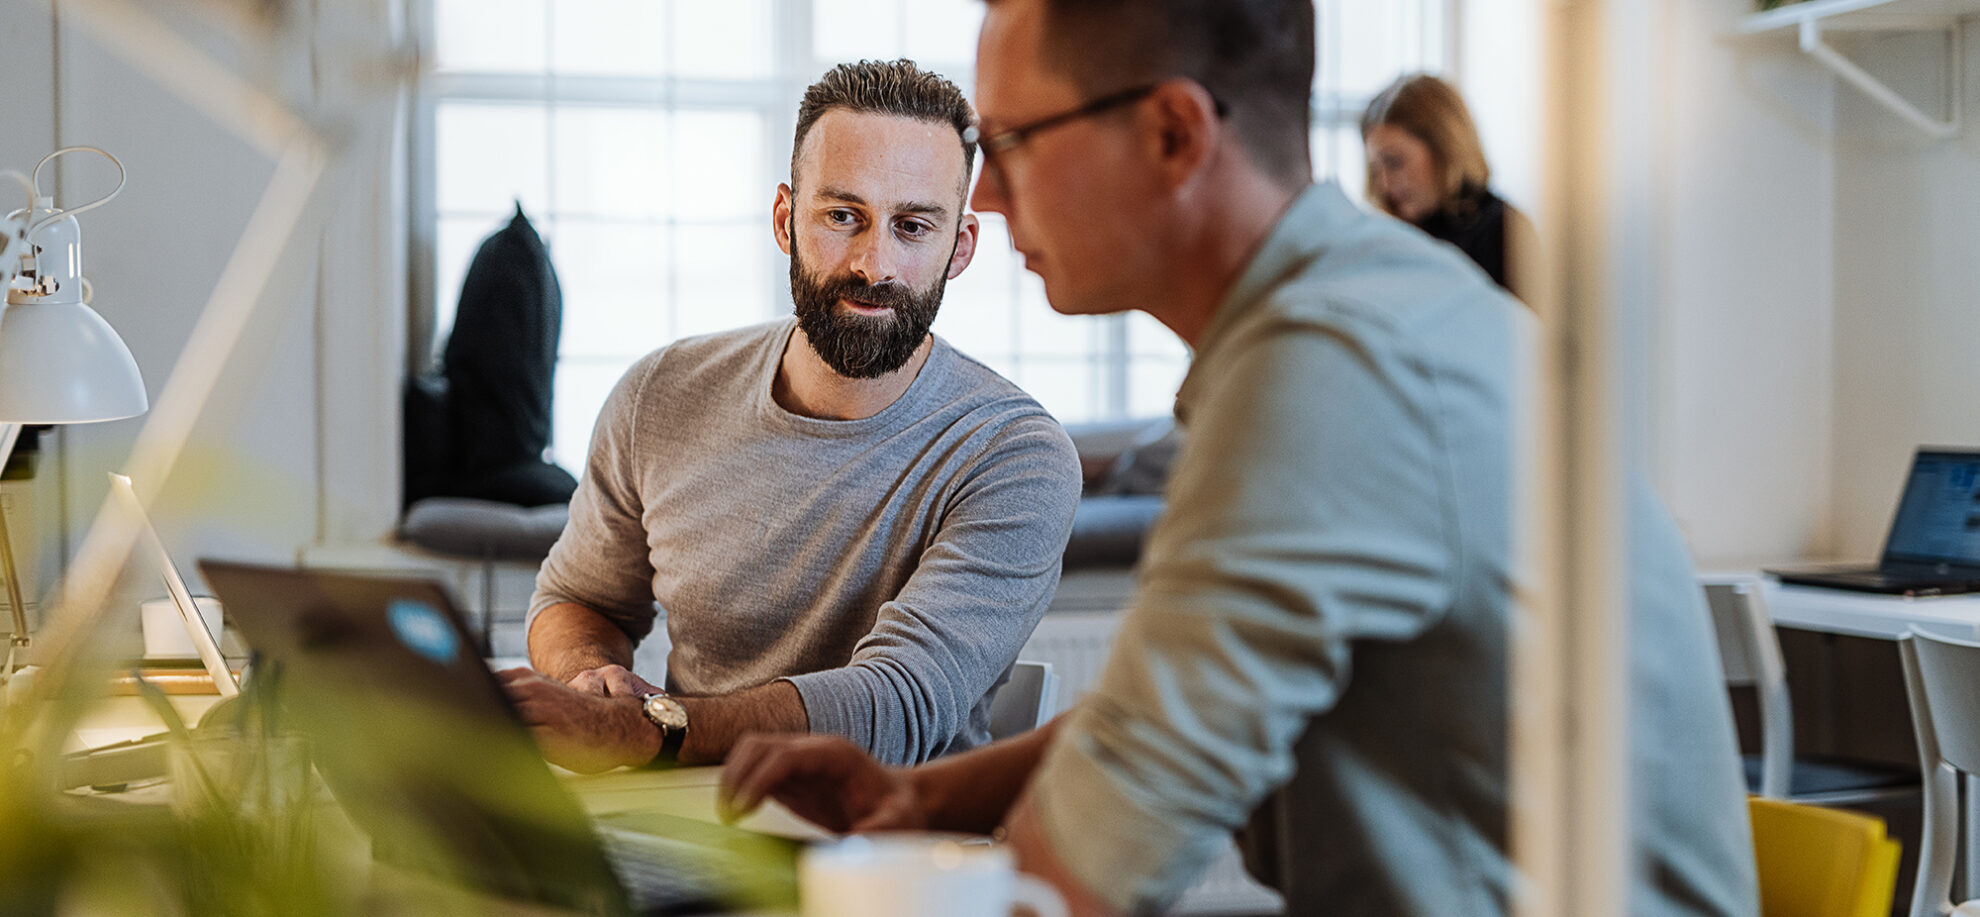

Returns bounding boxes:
[399,497,570,561]
[1097,419,1180,497]
[1063,495,1166,570]
[446,205,562,474]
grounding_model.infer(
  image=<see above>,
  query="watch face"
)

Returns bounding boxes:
[643,694,689,731]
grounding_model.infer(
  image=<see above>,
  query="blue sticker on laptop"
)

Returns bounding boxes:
[388,598,459,664]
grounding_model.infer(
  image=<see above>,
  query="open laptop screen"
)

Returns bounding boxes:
[1882,449,1980,567]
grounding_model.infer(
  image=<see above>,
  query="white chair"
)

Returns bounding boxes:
[986,660,1059,741]
[1702,576,1916,802]
[1898,627,1980,916]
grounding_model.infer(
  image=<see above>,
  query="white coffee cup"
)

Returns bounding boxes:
[800,832,1067,917]
[140,596,223,659]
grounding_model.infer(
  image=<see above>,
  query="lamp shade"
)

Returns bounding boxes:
[0,299,147,424]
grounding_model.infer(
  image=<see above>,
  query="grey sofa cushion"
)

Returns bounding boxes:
[1063,495,1166,569]
[399,497,569,561]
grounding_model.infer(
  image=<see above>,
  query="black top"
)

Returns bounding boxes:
[1414,184,1512,292]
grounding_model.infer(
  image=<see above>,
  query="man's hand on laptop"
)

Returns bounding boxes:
[498,667,661,773]
[717,734,927,833]
[566,663,661,699]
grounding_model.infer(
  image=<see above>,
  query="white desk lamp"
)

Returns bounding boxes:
[0,147,148,672]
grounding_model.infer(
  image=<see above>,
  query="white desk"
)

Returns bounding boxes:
[1762,580,1980,640]
[1759,577,1980,900]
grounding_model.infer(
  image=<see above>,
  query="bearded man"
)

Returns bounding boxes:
[498,60,1081,772]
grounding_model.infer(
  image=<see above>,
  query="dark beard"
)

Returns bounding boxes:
[789,232,949,380]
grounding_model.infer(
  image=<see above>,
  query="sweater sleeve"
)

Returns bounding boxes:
[783,413,1082,765]
[527,353,666,643]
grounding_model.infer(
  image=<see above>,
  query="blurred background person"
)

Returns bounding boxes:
[1362,73,1535,304]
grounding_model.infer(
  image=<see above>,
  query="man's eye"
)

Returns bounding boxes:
[827,210,858,225]
[897,220,931,237]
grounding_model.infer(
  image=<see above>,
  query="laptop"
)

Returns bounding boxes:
[197,559,800,916]
[1769,448,1980,596]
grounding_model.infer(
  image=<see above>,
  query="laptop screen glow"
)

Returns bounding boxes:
[1881,451,1980,567]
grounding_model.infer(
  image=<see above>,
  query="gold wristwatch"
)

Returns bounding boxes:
[639,691,690,762]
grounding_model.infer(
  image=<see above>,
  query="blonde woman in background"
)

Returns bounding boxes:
[1362,73,1536,304]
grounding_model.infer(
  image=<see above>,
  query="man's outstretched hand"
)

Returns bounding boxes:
[498,667,660,774]
[718,734,927,834]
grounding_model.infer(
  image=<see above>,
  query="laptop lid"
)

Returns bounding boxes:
[1879,448,1980,570]
[108,473,237,697]
[198,559,633,916]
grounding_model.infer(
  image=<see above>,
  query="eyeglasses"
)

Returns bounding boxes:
[963,83,1228,196]
[963,83,1162,158]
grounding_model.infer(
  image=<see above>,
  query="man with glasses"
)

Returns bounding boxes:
[720,2,1756,915]
[498,59,1082,773]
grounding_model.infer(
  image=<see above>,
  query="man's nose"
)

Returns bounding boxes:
[970,165,1009,216]
[848,231,900,284]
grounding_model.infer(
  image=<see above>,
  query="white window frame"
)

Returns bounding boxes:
[407,0,1450,461]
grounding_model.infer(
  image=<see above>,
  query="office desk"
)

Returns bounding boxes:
[1762,580,1980,640]
[1760,578,1980,902]
[565,765,832,843]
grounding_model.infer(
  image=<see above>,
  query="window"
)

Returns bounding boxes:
[415,0,1447,471]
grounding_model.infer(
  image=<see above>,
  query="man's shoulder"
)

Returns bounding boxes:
[621,319,789,398]
[915,337,1079,468]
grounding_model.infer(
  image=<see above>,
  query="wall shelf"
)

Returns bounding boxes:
[1736,0,1980,138]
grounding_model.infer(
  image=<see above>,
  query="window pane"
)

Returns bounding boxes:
[672,110,764,221]
[1316,124,1370,208]
[1323,0,1436,100]
[934,216,1018,358]
[552,221,670,359]
[551,0,669,76]
[674,223,777,339]
[434,0,545,73]
[904,0,982,70]
[1128,359,1189,419]
[436,103,550,216]
[815,0,902,64]
[672,0,772,79]
[553,106,673,220]
[1014,273,1091,359]
[1126,310,1188,361]
[554,358,634,472]
[1017,360,1098,425]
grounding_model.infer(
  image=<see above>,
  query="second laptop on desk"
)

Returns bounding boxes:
[1769,447,1980,597]
[200,559,812,917]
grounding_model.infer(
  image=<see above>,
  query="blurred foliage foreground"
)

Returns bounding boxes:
[0,668,794,916]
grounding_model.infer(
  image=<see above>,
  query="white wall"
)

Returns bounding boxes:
[1829,23,1980,558]
[1661,1,1839,566]
[8,2,406,655]
[0,2,59,638]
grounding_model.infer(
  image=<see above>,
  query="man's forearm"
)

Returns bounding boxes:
[528,602,638,682]
[912,713,1065,833]
[675,680,810,765]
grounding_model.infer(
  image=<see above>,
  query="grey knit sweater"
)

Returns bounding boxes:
[530,319,1082,764]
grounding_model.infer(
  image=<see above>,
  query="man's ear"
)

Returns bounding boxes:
[1148,79,1221,191]
[773,183,795,256]
[947,212,980,280]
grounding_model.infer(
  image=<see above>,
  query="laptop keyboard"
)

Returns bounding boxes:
[597,824,729,916]
[593,811,800,916]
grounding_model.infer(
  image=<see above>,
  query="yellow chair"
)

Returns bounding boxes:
[1750,796,1901,917]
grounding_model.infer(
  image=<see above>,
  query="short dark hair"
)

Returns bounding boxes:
[992,0,1315,186]
[791,59,978,195]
